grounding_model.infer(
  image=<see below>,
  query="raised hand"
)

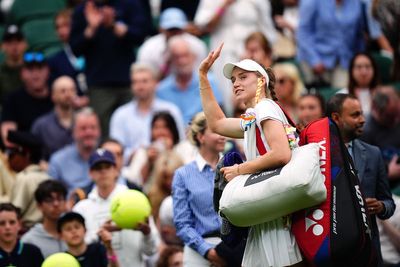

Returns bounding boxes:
[84,1,103,30]
[199,43,224,75]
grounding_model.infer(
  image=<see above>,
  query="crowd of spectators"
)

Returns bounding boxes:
[0,0,399,266]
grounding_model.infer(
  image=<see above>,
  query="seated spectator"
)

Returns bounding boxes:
[48,8,89,104]
[0,148,17,203]
[338,52,380,117]
[73,148,159,267]
[296,93,326,131]
[0,25,27,106]
[123,112,182,190]
[0,203,43,266]
[361,86,400,188]
[147,151,183,220]
[243,32,274,68]
[158,196,183,248]
[31,76,77,160]
[7,131,50,229]
[110,63,184,162]
[156,36,222,125]
[1,52,53,147]
[273,62,306,120]
[48,107,100,194]
[137,7,207,79]
[57,211,118,267]
[156,245,183,267]
[21,180,68,258]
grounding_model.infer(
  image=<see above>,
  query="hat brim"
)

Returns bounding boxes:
[90,159,116,169]
[223,59,268,80]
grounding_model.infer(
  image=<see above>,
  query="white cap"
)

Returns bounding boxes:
[223,59,269,85]
[159,196,174,226]
[159,8,188,30]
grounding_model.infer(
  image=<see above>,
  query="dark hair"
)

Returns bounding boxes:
[99,137,124,153]
[245,31,272,56]
[348,52,380,95]
[299,93,326,116]
[156,245,183,267]
[151,112,180,146]
[34,180,67,204]
[261,64,278,101]
[0,203,21,219]
[326,93,358,117]
[57,212,85,233]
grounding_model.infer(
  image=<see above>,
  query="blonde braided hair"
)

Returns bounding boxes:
[255,78,263,104]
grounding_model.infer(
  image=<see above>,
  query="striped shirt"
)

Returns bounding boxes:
[172,153,221,256]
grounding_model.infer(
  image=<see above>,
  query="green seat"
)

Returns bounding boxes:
[21,18,61,53]
[316,87,341,102]
[8,0,66,24]
[371,52,393,85]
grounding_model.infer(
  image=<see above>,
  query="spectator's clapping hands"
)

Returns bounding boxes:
[85,1,103,30]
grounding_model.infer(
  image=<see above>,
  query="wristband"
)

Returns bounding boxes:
[107,254,118,263]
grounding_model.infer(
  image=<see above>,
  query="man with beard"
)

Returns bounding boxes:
[327,93,395,266]
[48,107,101,194]
[156,36,222,125]
[31,76,77,160]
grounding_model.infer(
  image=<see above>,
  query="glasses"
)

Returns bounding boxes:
[23,52,45,64]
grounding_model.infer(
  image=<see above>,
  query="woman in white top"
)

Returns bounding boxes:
[339,52,380,117]
[198,44,304,267]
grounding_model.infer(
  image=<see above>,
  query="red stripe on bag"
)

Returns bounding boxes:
[256,127,267,155]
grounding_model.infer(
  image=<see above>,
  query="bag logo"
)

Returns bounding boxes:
[354,185,371,235]
[244,168,282,186]
[305,209,324,236]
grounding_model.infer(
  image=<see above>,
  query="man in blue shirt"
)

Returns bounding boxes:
[156,36,223,125]
[48,107,101,194]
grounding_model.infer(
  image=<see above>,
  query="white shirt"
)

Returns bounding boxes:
[73,184,159,267]
[109,98,185,161]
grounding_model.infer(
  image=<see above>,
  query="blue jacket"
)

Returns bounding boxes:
[297,0,365,69]
[69,0,149,87]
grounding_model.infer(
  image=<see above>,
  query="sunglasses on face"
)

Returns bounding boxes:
[23,52,45,64]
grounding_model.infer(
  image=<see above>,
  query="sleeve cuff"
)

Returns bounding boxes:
[198,242,213,257]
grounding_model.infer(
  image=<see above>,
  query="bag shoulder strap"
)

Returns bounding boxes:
[255,101,298,155]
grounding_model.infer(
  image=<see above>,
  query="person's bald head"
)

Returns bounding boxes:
[51,76,77,108]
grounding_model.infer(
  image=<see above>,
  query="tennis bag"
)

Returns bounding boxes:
[292,118,377,266]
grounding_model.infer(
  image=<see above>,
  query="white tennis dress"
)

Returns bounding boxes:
[240,99,302,267]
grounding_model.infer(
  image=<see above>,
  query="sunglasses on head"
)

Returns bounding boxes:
[23,52,45,64]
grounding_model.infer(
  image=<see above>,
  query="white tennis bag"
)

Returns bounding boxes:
[219,142,326,227]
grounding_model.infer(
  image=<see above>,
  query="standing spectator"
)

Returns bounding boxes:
[327,93,396,265]
[73,148,159,267]
[360,86,400,188]
[296,93,326,131]
[48,8,89,107]
[69,0,150,136]
[157,36,222,125]
[339,52,380,117]
[172,112,230,267]
[194,0,277,115]
[137,7,207,79]
[7,131,50,229]
[48,107,100,194]
[297,0,364,88]
[31,76,77,160]
[1,51,53,147]
[0,203,43,266]
[110,63,184,162]
[21,180,68,258]
[0,24,27,106]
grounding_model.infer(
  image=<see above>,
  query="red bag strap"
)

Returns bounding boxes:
[274,101,297,128]
[256,127,267,155]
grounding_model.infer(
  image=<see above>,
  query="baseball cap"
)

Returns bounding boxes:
[159,8,188,30]
[223,59,269,81]
[2,24,24,42]
[89,148,116,169]
[57,212,85,233]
